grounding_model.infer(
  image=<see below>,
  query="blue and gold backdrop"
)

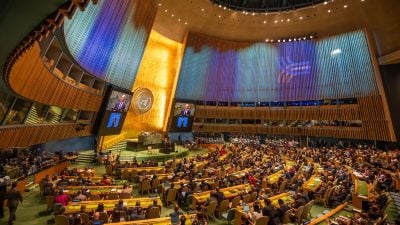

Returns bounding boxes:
[175,30,378,102]
[64,0,157,90]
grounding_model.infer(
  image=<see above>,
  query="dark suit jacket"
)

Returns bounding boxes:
[180,110,191,117]
[113,102,126,111]
[6,188,22,208]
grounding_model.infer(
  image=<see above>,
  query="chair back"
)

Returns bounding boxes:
[119,192,131,199]
[108,192,119,200]
[295,205,305,221]
[121,170,131,181]
[151,178,161,190]
[226,208,236,221]
[147,207,161,219]
[89,194,101,201]
[206,200,218,218]
[99,212,109,223]
[279,179,288,193]
[242,194,251,203]
[249,192,258,203]
[55,215,70,225]
[324,188,334,206]
[141,179,151,195]
[106,165,113,175]
[217,199,229,213]
[254,216,269,225]
[166,188,178,206]
[78,213,90,225]
[282,209,293,224]
[301,200,314,220]
[230,196,241,208]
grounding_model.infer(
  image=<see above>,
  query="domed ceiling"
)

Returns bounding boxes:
[152,0,400,57]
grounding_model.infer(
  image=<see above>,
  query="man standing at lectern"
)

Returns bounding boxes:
[177,104,191,128]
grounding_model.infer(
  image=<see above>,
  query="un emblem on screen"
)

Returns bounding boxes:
[133,88,154,114]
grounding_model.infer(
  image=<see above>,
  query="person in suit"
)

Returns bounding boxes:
[177,104,191,128]
[5,183,22,225]
[112,95,126,112]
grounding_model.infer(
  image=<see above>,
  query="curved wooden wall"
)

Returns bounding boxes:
[6,42,102,111]
[0,123,91,149]
[193,95,393,141]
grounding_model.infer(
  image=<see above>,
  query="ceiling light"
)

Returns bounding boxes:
[219,5,222,8]
[184,22,188,25]
[164,9,168,12]
[178,19,181,22]
[299,16,303,20]
[303,37,306,40]
[274,20,278,23]
[289,39,292,42]
[201,8,205,11]
[158,3,162,6]
[280,19,284,22]
[310,35,314,39]
[265,39,269,42]
[330,48,342,56]
[328,9,331,13]
[324,1,328,5]
[218,15,221,18]
[252,13,255,16]
[343,5,348,8]
[265,12,268,15]
[283,40,286,42]
[223,7,226,9]
[171,14,175,17]
[263,21,266,24]
[287,18,290,22]
[278,40,281,42]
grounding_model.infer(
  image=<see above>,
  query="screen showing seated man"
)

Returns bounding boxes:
[106,112,122,128]
[106,91,132,112]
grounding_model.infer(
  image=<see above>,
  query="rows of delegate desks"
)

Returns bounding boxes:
[65,197,161,214]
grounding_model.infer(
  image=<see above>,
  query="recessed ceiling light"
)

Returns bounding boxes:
[218,15,221,18]
[299,16,303,20]
[263,20,266,24]
[201,8,205,11]
[281,19,284,22]
[223,7,226,9]
[274,20,278,23]
[328,9,331,13]
[171,14,175,17]
[252,13,255,16]
[343,5,348,8]
[287,18,290,22]
[324,1,328,5]
[178,19,181,22]
[158,3,161,6]
[265,39,269,42]
[184,22,188,25]
[219,5,222,8]
[164,9,168,12]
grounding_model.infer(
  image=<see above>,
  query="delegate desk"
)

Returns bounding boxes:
[59,176,104,184]
[105,214,196,225]
[262,170,283,188]
[122,167,165,174]
[65,197,161,213]
[303,175,323,192]
[59,185,124,196]
[234,192,294,225]
[192,184,252,206]
[352,179,370,210]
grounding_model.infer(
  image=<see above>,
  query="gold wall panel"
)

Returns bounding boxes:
[121,30,183,138]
